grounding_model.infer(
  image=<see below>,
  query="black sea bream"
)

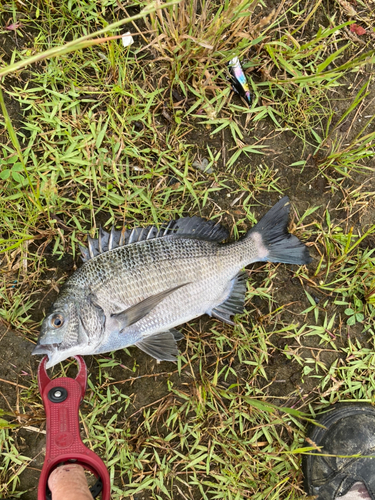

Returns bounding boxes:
[33,197,311,368]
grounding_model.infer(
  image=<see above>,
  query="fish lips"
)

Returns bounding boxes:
[32,341,85,368]
[32,343,58,355]
[32,342,61,368]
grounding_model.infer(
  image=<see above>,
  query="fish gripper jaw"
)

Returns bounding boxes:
[37,356,111,500]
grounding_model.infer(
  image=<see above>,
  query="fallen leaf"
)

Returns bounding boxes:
[5,22,21,31]
[350,24,366,35]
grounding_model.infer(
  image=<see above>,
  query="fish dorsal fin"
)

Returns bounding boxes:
[80,217,228,262]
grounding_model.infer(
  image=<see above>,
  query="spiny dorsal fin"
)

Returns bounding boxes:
[80,217,228,262]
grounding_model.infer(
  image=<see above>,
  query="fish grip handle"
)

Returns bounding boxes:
[37,356,111,500]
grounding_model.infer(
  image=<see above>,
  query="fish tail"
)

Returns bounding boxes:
[247,197,311,265]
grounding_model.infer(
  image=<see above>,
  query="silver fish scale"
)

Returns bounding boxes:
[71,237,257,352]
[69,235,245,290]
[125,243,251,339]
[66,236,254,340]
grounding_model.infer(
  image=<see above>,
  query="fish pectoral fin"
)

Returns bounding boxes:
[113,283,189,330]
[135,329,183,362]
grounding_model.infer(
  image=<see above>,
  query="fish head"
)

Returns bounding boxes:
[33,295,106,368]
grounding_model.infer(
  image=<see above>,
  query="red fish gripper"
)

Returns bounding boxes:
[37,355,111,500]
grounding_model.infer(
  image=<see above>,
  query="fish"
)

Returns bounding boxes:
[228,56,251,106]
[33,197,311,368]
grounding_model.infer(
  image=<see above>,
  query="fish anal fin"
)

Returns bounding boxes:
[211,271,248,325]
[135,329,183,361]
[113,283,189,330]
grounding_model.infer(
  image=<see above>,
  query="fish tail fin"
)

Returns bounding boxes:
[247,196,311,265]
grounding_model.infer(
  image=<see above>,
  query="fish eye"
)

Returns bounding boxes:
[50,314,64,329]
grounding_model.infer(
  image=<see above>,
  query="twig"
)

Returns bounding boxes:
[0,377,28,389]
[23,425,46,434]
[128,395,170,419]
[105,364,188,386]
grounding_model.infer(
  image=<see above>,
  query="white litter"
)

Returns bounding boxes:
[122,32,134,47]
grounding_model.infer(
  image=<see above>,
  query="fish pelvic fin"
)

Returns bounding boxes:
[211,271,248,325]
[247,196,311,265]
[112,283,189,331]
[135,329,184,362]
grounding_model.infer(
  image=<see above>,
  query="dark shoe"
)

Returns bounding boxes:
[303,404,375,500]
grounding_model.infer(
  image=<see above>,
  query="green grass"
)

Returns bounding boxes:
[1,0,375,498]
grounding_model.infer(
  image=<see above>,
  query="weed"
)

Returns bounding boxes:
[1,0,375,498]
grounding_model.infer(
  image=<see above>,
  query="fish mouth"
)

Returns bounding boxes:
[32,343,59,356]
